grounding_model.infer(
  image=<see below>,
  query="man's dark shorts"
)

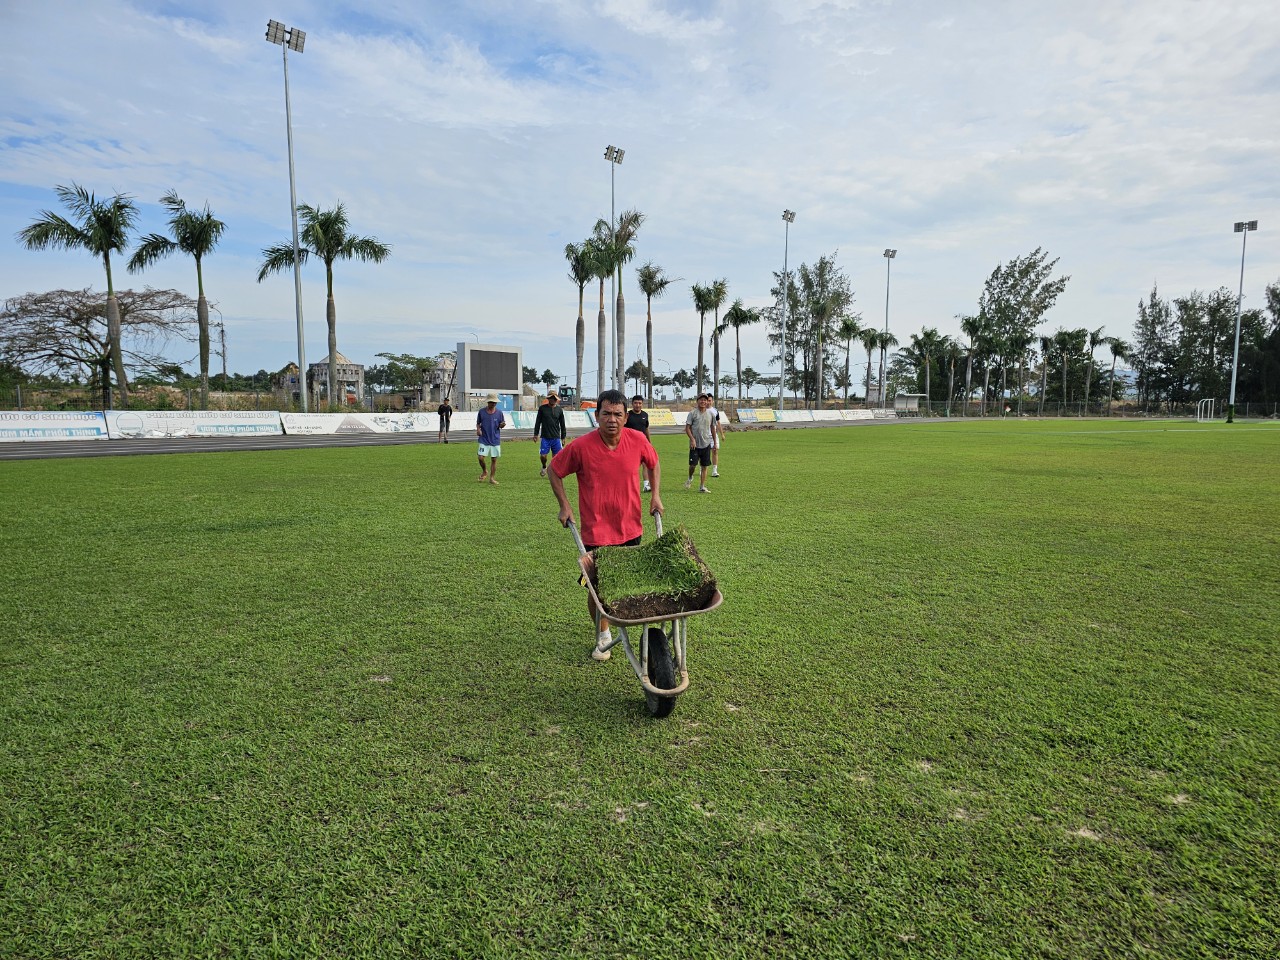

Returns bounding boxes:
[585,535,642,552]
[688,445,712,468]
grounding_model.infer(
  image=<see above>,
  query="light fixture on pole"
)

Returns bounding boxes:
[266,19,308,412]
[780,210,796,413]
[1227,220,1258,423]
[604,145,625,390]
[881,248,897,409]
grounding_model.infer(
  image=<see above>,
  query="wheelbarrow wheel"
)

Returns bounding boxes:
[644,627,678,719]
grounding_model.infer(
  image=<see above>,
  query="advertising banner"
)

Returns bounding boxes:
[812,409,842,421]
[648,409,677,427]
[0,410,109,441]
[736,409,758,423]
[104,411,283,439]
[841,409,875,420]
[776,410,815,422]
[566,410,595,430]
[281,412,438,435]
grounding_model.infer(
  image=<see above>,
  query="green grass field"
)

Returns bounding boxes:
[3,420,1278,958]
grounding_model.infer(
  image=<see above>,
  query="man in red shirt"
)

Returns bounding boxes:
[549,388,663,660]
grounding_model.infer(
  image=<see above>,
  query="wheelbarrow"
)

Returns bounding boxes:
[568,513,722,718]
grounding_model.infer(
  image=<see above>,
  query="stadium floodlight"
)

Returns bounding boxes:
[1227,220,1258,423]
[779,210,796,413]
[266,19,309,411]
[604,145,625,390]
[881,249,897,409]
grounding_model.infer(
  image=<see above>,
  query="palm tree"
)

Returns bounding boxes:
[565,241,594,405]
[1052,327,1086,414]
[1037,334,1053,416]
[691,283,718,396]
[610,209,645,389]
[1105,337,1131,415]
[589,222,616,398]
[959,314,985,417]
[721,299,760,401]
[636,261,676,402]
[909,327,944,412]
[875,330,899,408]
[128,190,225,408]
[1006,329,1034,416]
[835,316,864,404]
[943,337,961,415]
[859,327,879,407]
[19,184,138,406]
[708,279,729,404]
[258,202,390,407]
[1081,326,1106,415]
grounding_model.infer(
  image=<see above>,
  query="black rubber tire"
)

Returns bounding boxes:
[644,627,679,719]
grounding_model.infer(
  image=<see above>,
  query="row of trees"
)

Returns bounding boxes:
[12,183,389,409]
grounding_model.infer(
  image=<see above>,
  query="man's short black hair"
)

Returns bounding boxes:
[597,389,627,410]
[631,394,644,403]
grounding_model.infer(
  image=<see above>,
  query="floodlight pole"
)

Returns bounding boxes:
[882,249,896,409]
[267,20,308,411]
[605,145,624,390]
[780,210,795,413]
[1227,219,1257,423]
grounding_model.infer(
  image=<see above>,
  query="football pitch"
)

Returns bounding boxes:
[2,420,1277,958]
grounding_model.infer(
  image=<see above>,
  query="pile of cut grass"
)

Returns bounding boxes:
[593,524,716,619]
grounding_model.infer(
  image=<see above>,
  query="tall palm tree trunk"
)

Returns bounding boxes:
[712,330,721,404]
[615,284,626,391]
[597,279,607,399]
[103,253,128,408]
[575,293,585,405]
[1039,363,1048,416]
[843,341,852,403]
[865,350,874,408]
[815,334,824,408]
[963,355,973,417]
[197,296,210,409]
[735,331,744,402]
[1107,357,1117,415]
[696,313,706,396]
[645,296,654,403]
[981,367,991,417]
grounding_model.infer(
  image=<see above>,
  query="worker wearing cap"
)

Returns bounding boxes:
[476,393,505,485]
[532,389,569,477]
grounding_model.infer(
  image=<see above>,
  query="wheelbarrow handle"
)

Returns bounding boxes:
[566,510,662,558]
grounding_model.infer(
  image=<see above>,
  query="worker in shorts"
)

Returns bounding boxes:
[533,389,568,476]
[684,393,715,493]
[475,393,504,484]
[625,394,652,492]
[707,399,723,477]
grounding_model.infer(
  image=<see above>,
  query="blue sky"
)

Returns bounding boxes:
[2,0,1277,385]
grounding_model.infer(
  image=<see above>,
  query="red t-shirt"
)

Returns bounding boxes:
[550,428,658,546]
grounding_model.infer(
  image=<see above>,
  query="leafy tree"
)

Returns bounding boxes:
[943,337,962,414]
[257,201,391,408]
[374,353,439,392]
[1080,327,1106,414]
[1132,284,1173,407]
[740,365,760,399]
[636,261,677,402]
[523,364,539,385]
[0,287,196,407]
[625,359,649,396]
[671,367,694,401]
[541,369,558,391]
[127,191,225,408]
[904,327,945,410]
[978,247,1070,359]
[1037,333,1053,415]
[958,314,986,416]
[795,255,852,406]
[721,298,759,401]
[564,241,594,404]
[18,184,139,406]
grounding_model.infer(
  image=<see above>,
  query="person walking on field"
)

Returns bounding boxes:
[476,393,505,484]
[707,400,723,477]
[437,397,453,443]
[625,394,652,492]
[684,393,715,493]
[533,390,569,477]
[549,389,664,661]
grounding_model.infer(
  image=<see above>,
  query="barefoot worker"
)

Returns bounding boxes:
[548,389,664,661]
[476,393,505,484]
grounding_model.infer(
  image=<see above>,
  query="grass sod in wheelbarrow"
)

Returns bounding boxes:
[589,525,717,622]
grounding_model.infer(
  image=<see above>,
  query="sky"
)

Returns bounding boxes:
[2,0,1277,390]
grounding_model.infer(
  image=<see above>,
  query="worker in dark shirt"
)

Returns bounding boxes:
[625,394,652,491]
[533,390,569,477]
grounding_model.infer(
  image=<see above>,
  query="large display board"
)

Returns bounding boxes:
[456,342,522,400]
